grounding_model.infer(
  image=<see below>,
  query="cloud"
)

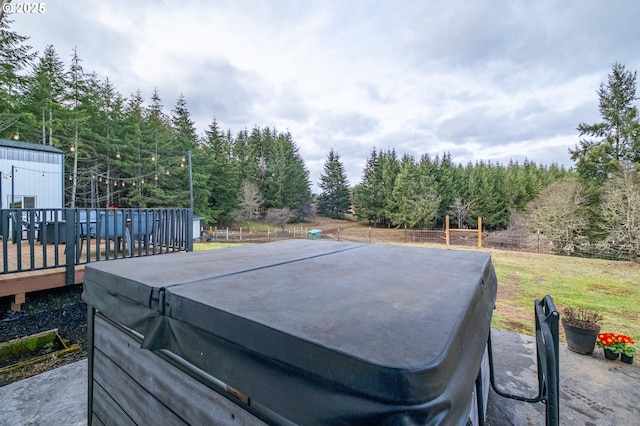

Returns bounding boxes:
[7,0,640,191]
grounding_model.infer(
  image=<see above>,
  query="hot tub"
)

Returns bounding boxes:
[83,240,497,425]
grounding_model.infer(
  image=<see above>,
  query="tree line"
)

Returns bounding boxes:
[7,15,639,259]
[318,148,570,230]
[0,15,312,226]
[318,63,640,261]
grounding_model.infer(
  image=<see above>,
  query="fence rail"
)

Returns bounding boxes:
[201,224,637,262]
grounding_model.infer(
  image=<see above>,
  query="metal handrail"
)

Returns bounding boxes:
[488,295,559,426]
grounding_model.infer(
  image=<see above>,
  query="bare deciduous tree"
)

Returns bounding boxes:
[526,178,589,254]
[233,180,263,231]
[448,197,472,228]
[599,169,640,257]
[265,207,293,231]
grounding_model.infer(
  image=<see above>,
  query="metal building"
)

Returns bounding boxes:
[0,139,65,209]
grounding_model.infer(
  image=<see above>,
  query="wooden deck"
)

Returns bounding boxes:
[0,239,135,312]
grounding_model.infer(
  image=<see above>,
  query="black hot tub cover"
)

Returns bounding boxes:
[82,240,497,425]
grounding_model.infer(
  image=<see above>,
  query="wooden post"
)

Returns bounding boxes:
[11,292,25,312]
[445,215,450,246]
[240,227,242,241]
[368,227,371,243]
[337,228,340,241]
[226,227,229,241]
[477,217,482,247]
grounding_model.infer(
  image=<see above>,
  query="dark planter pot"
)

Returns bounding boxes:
[621,354,634,364]
[604,348,619,360]
[562,319,600,355]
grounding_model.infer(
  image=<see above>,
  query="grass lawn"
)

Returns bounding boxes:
[193,242,247,251]
[488,248,640,344]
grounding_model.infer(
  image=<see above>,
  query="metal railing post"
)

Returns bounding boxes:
[65,208,77,285]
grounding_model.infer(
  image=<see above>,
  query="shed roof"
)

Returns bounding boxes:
[0,139,64,154]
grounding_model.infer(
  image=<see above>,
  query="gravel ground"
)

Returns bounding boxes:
[0,285,87,387]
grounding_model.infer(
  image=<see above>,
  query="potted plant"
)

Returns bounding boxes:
[596,332,622,360]
[598,332,637,363]
[621,343,638,364]
[561,307,602,355]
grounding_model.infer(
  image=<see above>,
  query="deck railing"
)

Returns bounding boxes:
[1,208,193,285]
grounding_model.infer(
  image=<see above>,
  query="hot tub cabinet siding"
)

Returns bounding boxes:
[83,240,497,425]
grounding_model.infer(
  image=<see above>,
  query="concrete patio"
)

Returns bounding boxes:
[1,329,638,425]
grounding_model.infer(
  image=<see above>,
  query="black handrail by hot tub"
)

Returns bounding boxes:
[488,294,560,426]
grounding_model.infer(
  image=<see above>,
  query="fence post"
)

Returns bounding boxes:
[445,215,450,246]
[368,227,371,243]
[226,227,229,241]
[240,227,242,240]
[337,228,340,241]
[477,216,482,248]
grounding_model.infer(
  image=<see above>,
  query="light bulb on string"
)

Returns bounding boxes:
[122,182,125,187]
[155,175,158,181]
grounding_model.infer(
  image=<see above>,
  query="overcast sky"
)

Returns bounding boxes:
[7,0,640,190]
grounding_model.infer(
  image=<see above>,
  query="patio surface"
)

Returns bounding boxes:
[0,329,638,425]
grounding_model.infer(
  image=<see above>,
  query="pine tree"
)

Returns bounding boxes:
[317,149,351,219]
[353,148,383,225]
[22,45,67,145]
[570,63,640,182]
[0,13,36,137]
[200,118,238,225]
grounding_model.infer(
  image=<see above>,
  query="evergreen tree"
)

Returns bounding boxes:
[200,118,238,225]
[317,149,351,219]
[353,148,384,225]
[270,131,311,219]
[570,63,640,182]
[22,45,68,145]
[379,149,399,226]
[389,154,440,228]
[0,13,36,137]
